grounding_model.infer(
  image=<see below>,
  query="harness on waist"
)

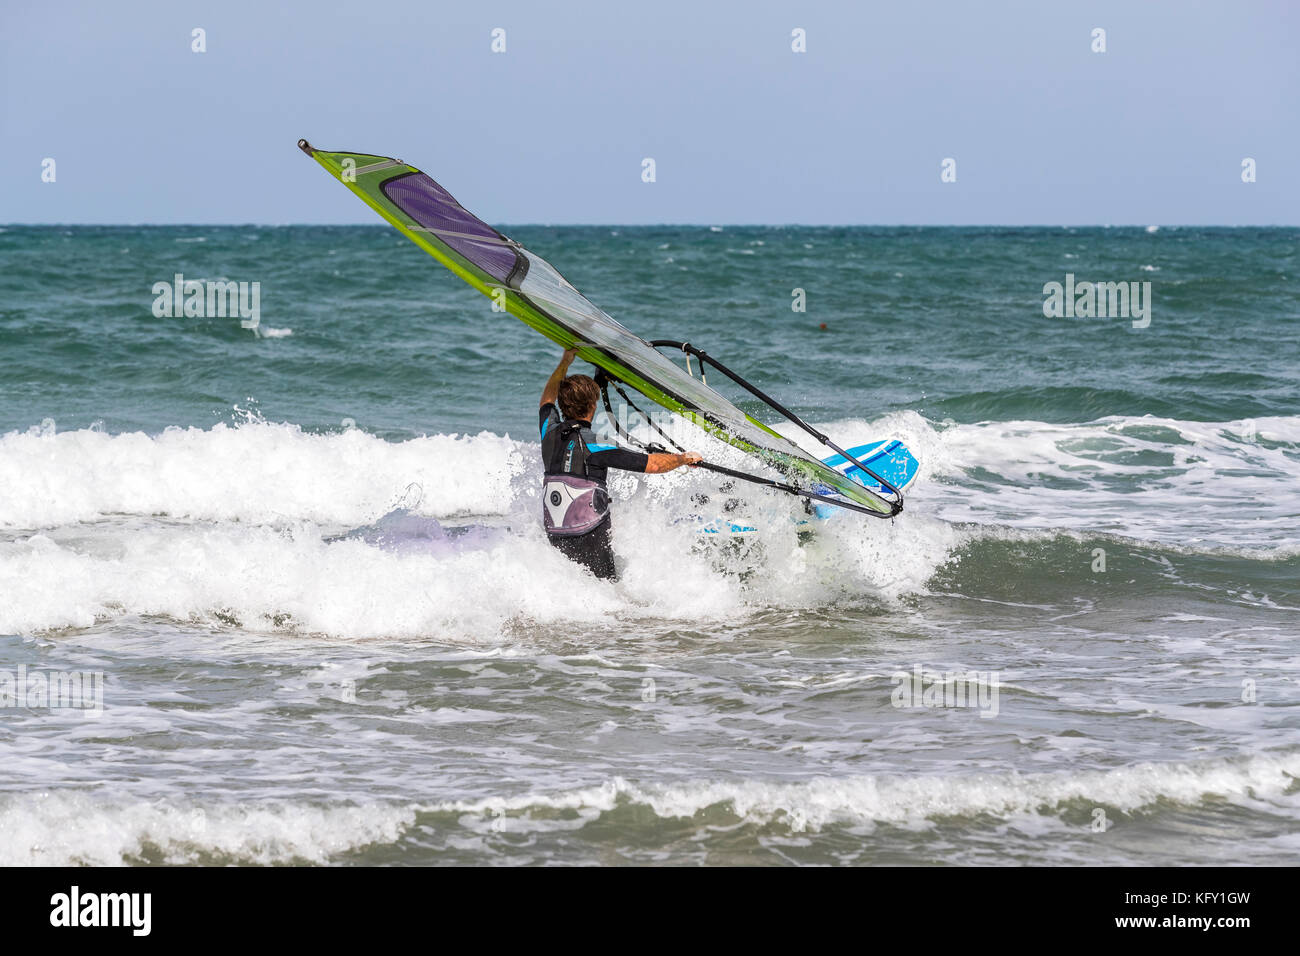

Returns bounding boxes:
[542,420,610,536]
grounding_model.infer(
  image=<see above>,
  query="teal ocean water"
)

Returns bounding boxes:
[1,224,1297,865]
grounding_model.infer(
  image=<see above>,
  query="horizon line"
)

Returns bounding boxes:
[5,222,1299,229]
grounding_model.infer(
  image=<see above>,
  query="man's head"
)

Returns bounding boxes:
[558,374,600,421]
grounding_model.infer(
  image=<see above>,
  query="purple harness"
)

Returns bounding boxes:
[542,473,608,536]
[542,420,611,536]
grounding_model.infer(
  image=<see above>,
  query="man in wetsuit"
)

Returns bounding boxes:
[540,347,701,579]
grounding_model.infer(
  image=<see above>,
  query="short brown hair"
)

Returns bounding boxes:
[558,374,600,420]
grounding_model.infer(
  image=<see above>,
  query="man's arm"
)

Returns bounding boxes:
[586,448,702,474]
[541,347,579,407]
[645,452,702,474]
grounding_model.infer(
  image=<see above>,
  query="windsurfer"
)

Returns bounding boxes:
[540,348,700,579]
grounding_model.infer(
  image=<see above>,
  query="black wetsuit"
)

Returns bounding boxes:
[540,403,648,579]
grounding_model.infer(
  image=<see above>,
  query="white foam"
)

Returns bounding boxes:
[0,493,952,638]
[2,410,1292,641]
[0,525,625,640]
[838,413,1300,549]
[0,416,961,638]
[433,750,1300,833]
[0,422,529,529]
[8,412,1292,546]
[0,790,413,866]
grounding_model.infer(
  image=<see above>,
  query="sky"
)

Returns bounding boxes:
[3,0,1297,225]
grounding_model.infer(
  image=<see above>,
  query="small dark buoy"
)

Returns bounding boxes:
[818,322,828,331]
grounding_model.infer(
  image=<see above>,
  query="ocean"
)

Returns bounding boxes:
[1,223,1297,865]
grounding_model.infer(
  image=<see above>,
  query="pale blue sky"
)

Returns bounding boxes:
[3,0,1296,224]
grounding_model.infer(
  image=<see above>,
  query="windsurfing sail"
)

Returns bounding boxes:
[297,139,901,516]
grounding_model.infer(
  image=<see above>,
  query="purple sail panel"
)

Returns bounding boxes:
[381,173,519,283]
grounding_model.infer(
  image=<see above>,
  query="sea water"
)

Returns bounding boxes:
[0,224,1296,865]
